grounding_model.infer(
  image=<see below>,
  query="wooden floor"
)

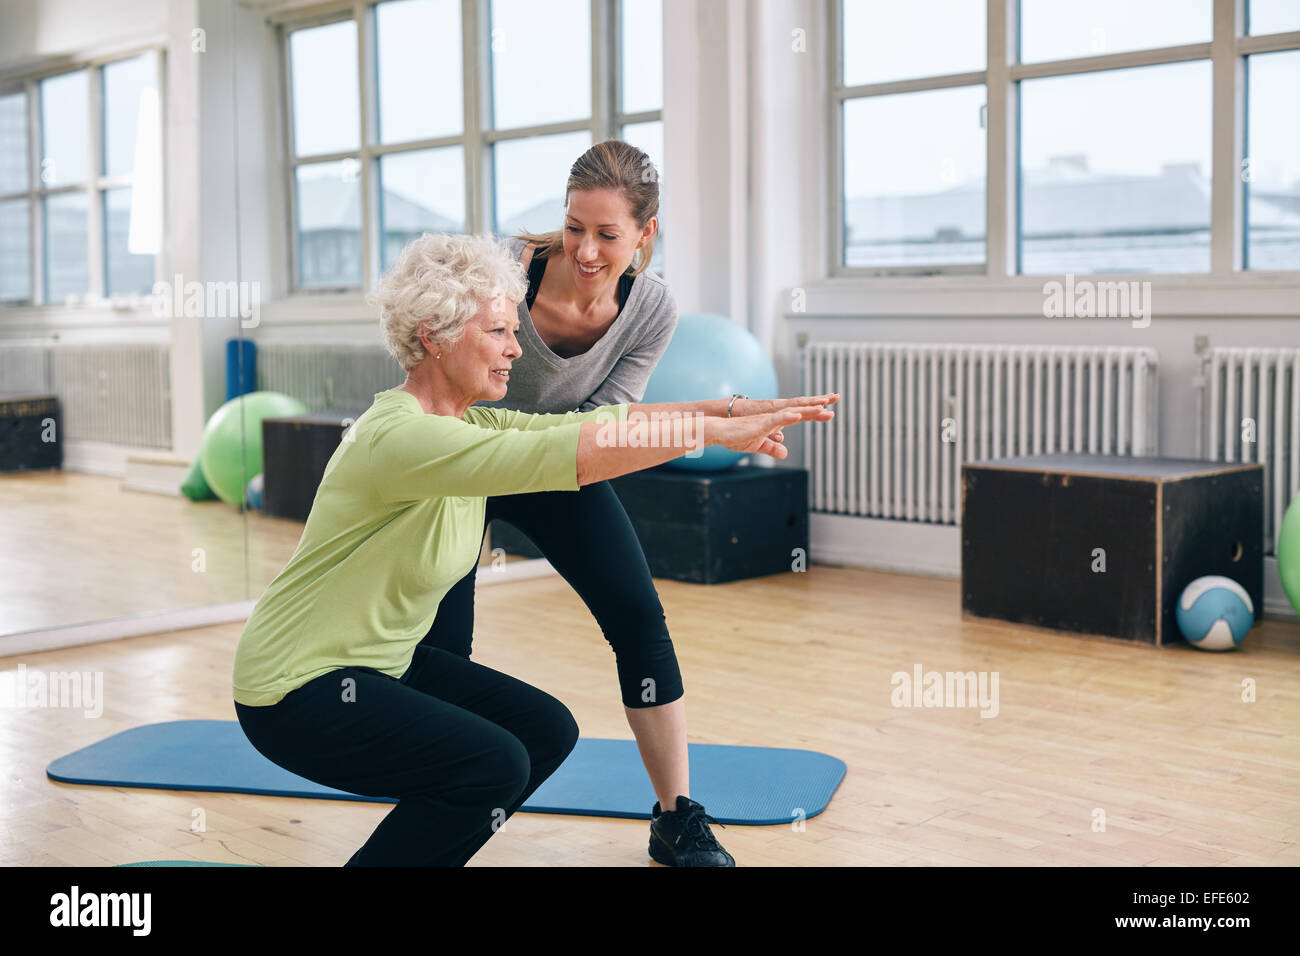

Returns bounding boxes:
[2,558,1298,866]
[0,471,305,634]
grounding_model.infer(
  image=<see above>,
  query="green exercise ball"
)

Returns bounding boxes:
[1279,493,1300,616]
[199,391,307,507]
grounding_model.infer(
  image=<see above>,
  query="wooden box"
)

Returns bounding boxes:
[0,394,62,473]
[961,455,1264,645]
[493,463,810,584]
[261,412,361,521]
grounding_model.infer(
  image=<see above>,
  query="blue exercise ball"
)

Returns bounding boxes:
[246,472,264,511]
[641,313,779,472]
[1175,575,1254,651]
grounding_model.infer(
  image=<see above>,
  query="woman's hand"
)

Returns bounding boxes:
[712,405,835,459]
[731,393,839,419]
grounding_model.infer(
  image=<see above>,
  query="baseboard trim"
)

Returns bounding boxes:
[0,600,258,658]
[810,513,961,579]
[476,557,558,585]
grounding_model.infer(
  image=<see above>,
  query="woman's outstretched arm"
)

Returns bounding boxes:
[574,403,834,486]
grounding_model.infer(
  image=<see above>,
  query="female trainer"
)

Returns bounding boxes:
[231,231,836,866]
[419,140,828,866]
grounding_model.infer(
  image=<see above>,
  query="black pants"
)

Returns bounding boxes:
[234,644,578,866]
[421,480,685,709]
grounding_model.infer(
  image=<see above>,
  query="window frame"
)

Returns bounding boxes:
[828,0,1300,282]
[0,46,166,307]
[278,0,663,297]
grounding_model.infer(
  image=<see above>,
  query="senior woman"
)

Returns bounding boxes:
[231,232,836,867]
[417,140,839,867]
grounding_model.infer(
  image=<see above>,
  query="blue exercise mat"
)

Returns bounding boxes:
[48,720,844,825]
[117,861,254,867]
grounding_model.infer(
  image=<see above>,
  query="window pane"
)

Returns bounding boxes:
[842,0,984,86]
[1020,0,1211,64]
[1245,51,1300,271]
[1249,0,1300,35]
[1020,61,1212,274]
[620,120,664,275]
[490,0,590,129]
[39,70,88,186]
[295,160,362,288]
[620,120,663,189]
[0,92,28,194]
[493,130,591,235]
[104,187,154,296]
[620,0,662,114]
[842,86,986,268]
[43,191,88,302]
[375,0,462,144]
[102,54,155,177]
[0,199,31,301]
[379,147,465,269]
[290,21,359,156]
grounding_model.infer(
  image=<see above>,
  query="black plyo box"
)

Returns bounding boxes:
[961,455,1264,646]
[493,463,810,584]
[0,393,62,473]
[261,412,362,521]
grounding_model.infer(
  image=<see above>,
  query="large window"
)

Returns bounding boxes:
[834,0,1300,276]
[837,0,987,272]
[0,51,161,305]
[283,0,664,293]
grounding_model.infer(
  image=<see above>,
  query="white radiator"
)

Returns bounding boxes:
[257,343,404,412]
[1200,347,1300,555]
[802,343,1160,523]
[0,343,171,448]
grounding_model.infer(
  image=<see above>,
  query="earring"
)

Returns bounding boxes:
[436,353,441,359]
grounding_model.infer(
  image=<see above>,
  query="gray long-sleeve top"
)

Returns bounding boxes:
[474,236,679,415]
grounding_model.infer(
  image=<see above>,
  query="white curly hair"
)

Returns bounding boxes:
[368,233,528,371]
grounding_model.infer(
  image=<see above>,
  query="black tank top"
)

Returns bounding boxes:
[525,253,635,315]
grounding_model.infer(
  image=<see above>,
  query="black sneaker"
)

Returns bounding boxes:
[649,796,736,867]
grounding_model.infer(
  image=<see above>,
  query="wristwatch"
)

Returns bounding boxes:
[727,394,748,417]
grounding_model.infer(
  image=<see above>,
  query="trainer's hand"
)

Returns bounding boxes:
[731,393,839,420]
[714,405,835,459]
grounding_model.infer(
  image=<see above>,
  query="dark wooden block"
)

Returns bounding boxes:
[961,455,1264,646]
[261,411,363,521]
[0,393,62,473]
[494,463,810,585]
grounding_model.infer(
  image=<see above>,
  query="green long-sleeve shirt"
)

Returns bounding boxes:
[232,389,629,707]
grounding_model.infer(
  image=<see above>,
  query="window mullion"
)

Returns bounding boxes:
[465,0,488,234]
[87,65,105,301]
[985,0,1015,278]
[356,1,375,290]
[153,49,166,288]
[27,78,42,305]
[281,24,301,291]
[594,0,613,142]
[1210,0,1245,276]
[830,0,844,274]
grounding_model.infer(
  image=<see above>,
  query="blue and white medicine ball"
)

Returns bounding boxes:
[245,472,265,511]
[1175,575,1253,651]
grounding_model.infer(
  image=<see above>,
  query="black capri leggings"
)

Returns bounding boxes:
[234,644,578,866]
[421,480,685,709]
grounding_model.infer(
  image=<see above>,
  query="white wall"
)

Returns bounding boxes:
[0,0,169,69]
